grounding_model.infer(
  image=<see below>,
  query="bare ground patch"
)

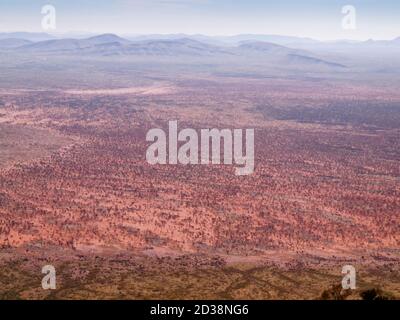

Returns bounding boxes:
[0,123,74,170]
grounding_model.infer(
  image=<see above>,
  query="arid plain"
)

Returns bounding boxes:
[0,35,399,299]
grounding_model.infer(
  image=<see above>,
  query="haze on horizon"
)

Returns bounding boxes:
[0,0,399,41]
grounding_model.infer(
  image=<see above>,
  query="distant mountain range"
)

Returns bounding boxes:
[0,33,350,69]
[364,37,400,46]
[1,32,399,46]
[1,32,399,71]
[122,33,319,47]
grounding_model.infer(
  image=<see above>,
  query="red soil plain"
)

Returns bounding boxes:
[0,75,399,299]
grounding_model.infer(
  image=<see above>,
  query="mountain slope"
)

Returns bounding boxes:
[17,35,233,57]
[237,41,347,68]
[85,34,132,45]
[123,38,233,56]
[18,33,131,53]
[0,38,33,48]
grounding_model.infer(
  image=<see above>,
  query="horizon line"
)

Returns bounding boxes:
[0,30,399,42]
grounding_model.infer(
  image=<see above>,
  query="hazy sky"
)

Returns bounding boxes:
[0,0,399,40]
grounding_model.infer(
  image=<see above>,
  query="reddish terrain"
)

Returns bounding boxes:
[0,75,399,299]
[1,79,399,256]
